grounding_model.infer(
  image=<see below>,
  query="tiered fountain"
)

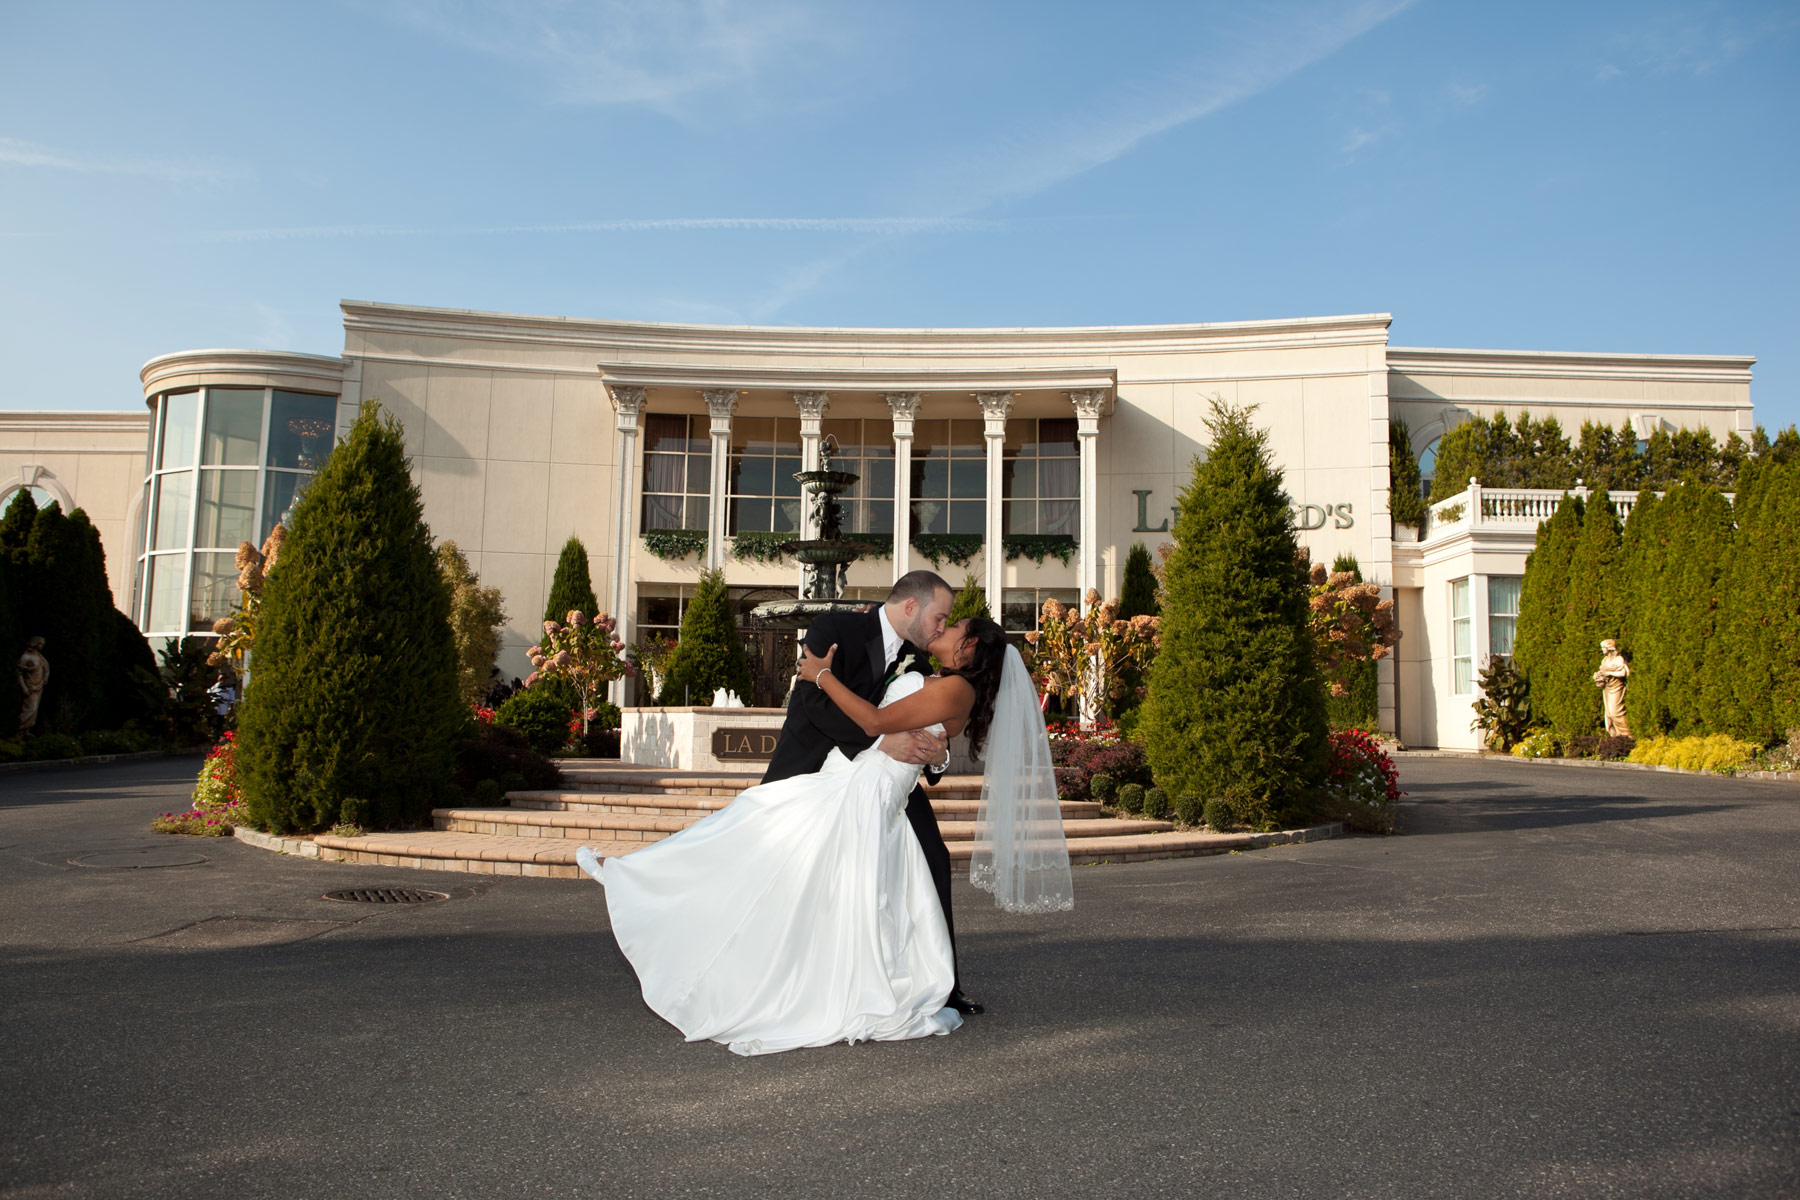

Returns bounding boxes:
[750,436,873,629]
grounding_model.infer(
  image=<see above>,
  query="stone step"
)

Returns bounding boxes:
[504,790,1103,822]
[556,763,989,800]
[431,806,1148,844]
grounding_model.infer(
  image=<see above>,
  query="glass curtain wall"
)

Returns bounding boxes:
[910,418,985,535]
[136,387,338,641]
[1001,417,1079,535]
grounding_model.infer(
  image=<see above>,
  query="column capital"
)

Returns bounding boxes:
[791,391,831,421]
[1068,388,1108,423]
[974,391,1013,431]
[607,384,647,422]
[885,392,923,420]
[702,388,739,417]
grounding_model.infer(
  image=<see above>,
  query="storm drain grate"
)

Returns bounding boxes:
[322,887,449,904]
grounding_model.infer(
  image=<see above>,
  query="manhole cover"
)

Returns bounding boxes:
[72,848,210,869]
[321,888,449,904]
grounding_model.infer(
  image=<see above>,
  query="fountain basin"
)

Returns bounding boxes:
[783,539,861,565]
[750,598,873,629]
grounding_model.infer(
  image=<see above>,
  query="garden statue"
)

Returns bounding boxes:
[17,636,48,738]
[1592,639,1631,738]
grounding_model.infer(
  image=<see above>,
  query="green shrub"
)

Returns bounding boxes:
[657,568,753,705]
[1510,728,1559,759]
[1142,787,1170,820]
[0,739,21,762]
[22,733,83,761]
[1388,417,1427,530]
[1088,772,1117,802]
[80,728,153,755]
[499,770,528,794]
[544,535,599,626]
[473,778,504,805]
[236,400,463,834]
[452,724,562,799]
[947,572,989,622]
[1172,792,1202,825]
[1118,542,1160,620]
[1116,782,1145,814]
[590,700,622,730]
[1627,734,1758,773]
[497,686,574,756]
[1471,656,1533,751]
[1202,797,1234,831]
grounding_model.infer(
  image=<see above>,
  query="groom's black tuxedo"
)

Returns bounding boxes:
[762,606,960,993]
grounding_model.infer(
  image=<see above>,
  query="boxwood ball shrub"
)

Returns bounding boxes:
[1116,782,1146,814]
[1088,772,1117,802]
[1202,797,1234,831]
[497,686,575,756]
[1142,787,1170,820]
[1172,791,1202,825]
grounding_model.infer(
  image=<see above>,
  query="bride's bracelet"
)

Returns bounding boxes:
[813,667,833,686]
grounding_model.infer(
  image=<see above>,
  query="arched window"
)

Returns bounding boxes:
[1417,437,1441,501]
[1,484,57,516]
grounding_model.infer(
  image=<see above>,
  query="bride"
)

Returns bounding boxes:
[576,615,1072,1056]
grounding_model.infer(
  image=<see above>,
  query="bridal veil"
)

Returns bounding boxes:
[968,645,1075,914]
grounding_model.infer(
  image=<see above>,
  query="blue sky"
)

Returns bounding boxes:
[4,1,1797,429]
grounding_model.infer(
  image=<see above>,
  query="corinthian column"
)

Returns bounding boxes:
[792,391,830,592]
[702,389,738,572]
[1069,389,1107,612]
[885,393,922,581]
[975,391,1013,612]
[606,384,646,705]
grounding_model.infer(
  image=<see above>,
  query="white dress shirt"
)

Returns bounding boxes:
[876,604,904,670]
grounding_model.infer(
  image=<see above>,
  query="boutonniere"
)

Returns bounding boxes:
[884,653,916,687]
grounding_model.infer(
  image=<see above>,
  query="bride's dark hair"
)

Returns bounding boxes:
[940,617,1011,759]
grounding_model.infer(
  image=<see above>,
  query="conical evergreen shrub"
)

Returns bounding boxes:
[1661,484,1734,735]
[236,401,461,833]
[1138,400,1326,829]
[20,503,112,731]
[657,568,752,705]
[1715,460,1800,742]
[1387,418,1427,530]
[1118,542,1159,619]
[1546,491,1623,735]
[0,538,19,717]
[947,572,989,622]
[1513,493,1583,725]
[544,536,598,625]
[1617,489,1671,737]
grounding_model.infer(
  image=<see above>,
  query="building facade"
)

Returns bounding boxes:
[0,301,1756,748]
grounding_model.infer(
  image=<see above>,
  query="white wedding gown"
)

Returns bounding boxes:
[596,672,963,1056]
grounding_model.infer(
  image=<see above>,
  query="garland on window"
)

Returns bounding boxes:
[642,529,707,562]
[1003,533,1078,566]
[847,532,893,560]
[911,533,984,568]
[730,531,792,564]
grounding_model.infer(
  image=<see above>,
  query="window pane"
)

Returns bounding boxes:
[1490,614,1517,658]
[731,455,772,496]
[202,388,264,466]
[950,459,986,499]
[645,414,690,453]
[1489,575,1522,617]
[644,452,685,495]
[731,417,774,454]
[773,456,803,497]
[821,419,860,457]
[731,497,771,533]
[1453,657,1474,695]
[1039,458,1079,498]
[949,419,985,454]
[1002,419,1032,455]
[1001,589,1037,631]
[159,391,199,469]
[914,458,949,499]
[772,418,800,452]
[947,501,985,534]
[152,471,193,550]
[1040,499,1078,535]
[911,500,946,534]
[1452,577,1470,619]
[267,392,337,471]
[1004,499,1037,534]
[643,596,681,626]
[1002,458,1036,500]
[863,500,892,534]
[683,496,707,531]
[194,469,257,549]
[189,552,241,632]
[144,401,159,470]
[145,554,187,633]
[1037,418,1078,455]
[642,494,683,531]
[913,420,949,458]
[862,424,893,458]
[773,499,802,533]
[261,471,311,540]
[862,458,894,497]
[686,454,711,494]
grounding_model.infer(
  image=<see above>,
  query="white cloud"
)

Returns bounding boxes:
[1615,5,1797,77]
[0,137,242,183]
[197,216,999,242]
[1596,63,1625,82]
[1341,127,1382,154]
[1445,81,1489,107]
[389,0,856,116]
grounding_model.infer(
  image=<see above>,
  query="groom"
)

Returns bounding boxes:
[762,569,983,1015]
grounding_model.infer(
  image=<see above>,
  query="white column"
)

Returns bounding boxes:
[886,393,922,581]
[792,391,830,594]
[1069,389,1107,611]
[605,384,646,706]
[702,389,738,572]
[976,391,1013,611]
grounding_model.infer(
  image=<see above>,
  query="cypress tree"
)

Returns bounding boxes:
[1429,419,1490,502]
[1512,493,1583,725]
[237,400,461,833]
[947,572,989,622]
[1138,400,1326,829]
[544,536,599,624]
[21,504,112,731]
[438,541,508,706]
[1715,460,1800,742]
[0,488,37,558]
[657,568,752,705]
[1666,484,1735,735]
[1547,491,1623,735]
[1118,542,1159,619]
[1388,419,1427,530]
[0,542,18,721]
[1617,489,1671,737]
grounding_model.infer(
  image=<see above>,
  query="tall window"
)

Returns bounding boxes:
[1001,587,1081,634]
[1488,576,1521,658]
[820,418,894,535]
[1418,437,1441,501]
[910,418,985,535]
[1002,418,1079,535]
[137,387,336,638]
[1451,577,1473,694]
[727,417,803,534]
[641,414,710,532]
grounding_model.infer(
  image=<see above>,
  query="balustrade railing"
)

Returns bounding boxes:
[1417,480,1726,543]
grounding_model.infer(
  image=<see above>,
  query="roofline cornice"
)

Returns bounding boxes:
[597,363,1119,397]
[1389,346,1755,385]
[0,411,149,433]
[140,349,349,396]
[341,299,1393,357]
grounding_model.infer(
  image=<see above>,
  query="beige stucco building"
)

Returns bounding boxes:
[0,301,1756,748]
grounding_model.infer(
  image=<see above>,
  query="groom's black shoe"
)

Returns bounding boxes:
[947,992,985,1016]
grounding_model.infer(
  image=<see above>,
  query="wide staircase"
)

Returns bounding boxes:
[310,762,1332,879]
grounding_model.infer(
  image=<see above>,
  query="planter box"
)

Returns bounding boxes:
[621,706,985,776]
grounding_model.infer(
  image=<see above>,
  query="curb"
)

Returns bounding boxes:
[232,826,321,858]
[0,749,181,775]
[1467,754,1799,783]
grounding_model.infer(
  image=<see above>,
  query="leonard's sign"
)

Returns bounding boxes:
[1131,489,1355,533]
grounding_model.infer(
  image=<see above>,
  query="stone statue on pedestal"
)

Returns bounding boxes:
[17,636,48,738]
[1592,639,1631,738]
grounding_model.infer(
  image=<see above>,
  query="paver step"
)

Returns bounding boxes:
[432,806,1144,843]
[556,763,988,800]
[504,790,1103,821]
